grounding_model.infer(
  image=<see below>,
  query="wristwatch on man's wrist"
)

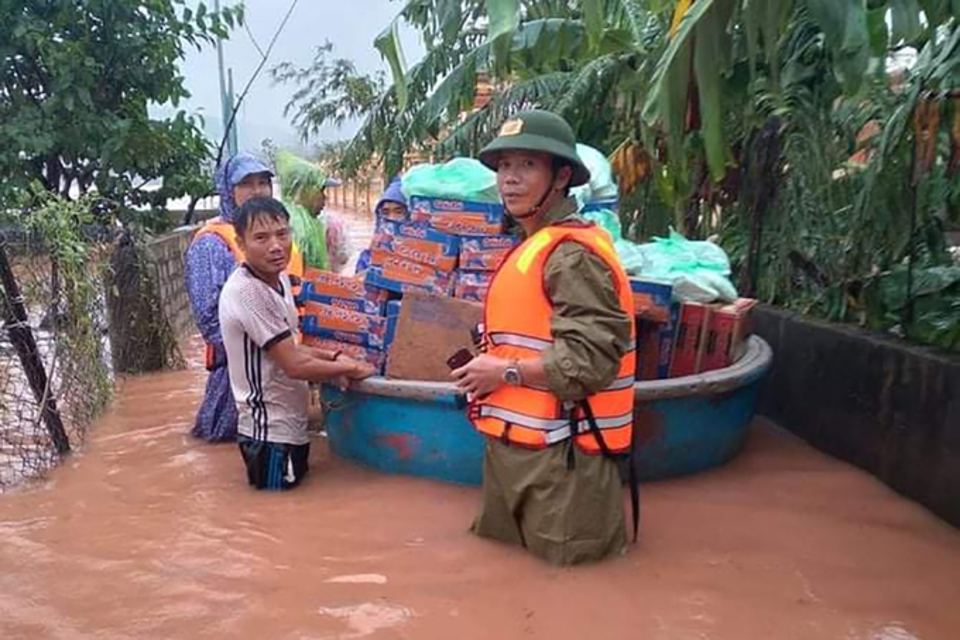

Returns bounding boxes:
[502,359,523,387]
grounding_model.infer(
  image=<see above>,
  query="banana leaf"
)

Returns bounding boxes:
[862,266,960,352]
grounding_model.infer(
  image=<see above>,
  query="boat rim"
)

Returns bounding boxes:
[323,336,773,403]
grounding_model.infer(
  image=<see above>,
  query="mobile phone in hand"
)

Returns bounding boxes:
[446,347,474,370]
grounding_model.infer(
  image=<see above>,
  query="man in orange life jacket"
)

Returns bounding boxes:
[185,153,303,442]
[452,110,637,566]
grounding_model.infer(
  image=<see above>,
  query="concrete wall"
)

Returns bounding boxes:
[145,227,196,344]
[753,306,960,527]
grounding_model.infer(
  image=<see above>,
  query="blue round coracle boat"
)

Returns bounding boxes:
[321,336,773,484]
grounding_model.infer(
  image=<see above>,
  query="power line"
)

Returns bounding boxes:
[215,0,301,167]
[244,20,266,58]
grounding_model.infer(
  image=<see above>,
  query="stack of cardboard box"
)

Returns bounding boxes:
[629,277,758,380]
[298,271,396,372]
[362,195,518,305]
[365,219,461,296]
[302,194,514,375]
[455,235,518,301]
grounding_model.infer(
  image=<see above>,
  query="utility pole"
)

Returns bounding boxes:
[215,0,238,157]
[228,68,239,155]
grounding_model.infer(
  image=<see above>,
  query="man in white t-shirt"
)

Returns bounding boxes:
[218,196,375,490]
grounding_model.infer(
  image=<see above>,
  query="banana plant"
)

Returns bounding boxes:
[344,1,952,217]
[350,0,668,180]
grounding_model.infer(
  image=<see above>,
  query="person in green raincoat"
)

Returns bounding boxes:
[274,150,351,272]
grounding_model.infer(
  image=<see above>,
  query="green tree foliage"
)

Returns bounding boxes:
[277,1,958,349]
[271,41,386,142]
[0,0,243,227]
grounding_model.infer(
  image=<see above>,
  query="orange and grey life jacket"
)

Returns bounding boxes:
[193,218,305,278]
[471,222,636,455]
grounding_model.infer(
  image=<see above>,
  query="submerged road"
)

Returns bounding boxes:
[1,206,958,639]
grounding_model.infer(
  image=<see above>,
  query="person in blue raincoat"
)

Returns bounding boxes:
[184,154,274,442]
[355,176,407,274]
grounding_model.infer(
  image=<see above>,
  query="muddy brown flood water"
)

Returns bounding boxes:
[1,343,959,640]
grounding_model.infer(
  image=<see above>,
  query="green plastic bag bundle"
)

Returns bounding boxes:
[582,208,647,275]
[634,229,738,303]
[582,208,622,241]
[274,150,329,270]
[575,145,647,272]
[400,158,501,203]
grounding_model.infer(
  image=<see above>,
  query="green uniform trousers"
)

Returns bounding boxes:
[471,437,627,566]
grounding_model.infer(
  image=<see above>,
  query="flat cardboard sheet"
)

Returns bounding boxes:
[385,291,483,382]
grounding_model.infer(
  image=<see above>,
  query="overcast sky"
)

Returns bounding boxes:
[170,0,423,154]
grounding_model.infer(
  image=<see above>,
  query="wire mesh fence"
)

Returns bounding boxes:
[0,198,114,490]
[0,192,196,489]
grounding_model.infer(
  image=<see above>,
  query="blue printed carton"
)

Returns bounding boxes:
[454,270,494,301]
[409,197,505,236]
[300,319,387,350]
[408,197,505,222]
[299,289,384,316]
[301,336,385,372]
[364,263,454,297]
[299,274,388,305]
[373,221,460,271]
[379,221,461,255]
[458,234,518,271]
[628,278,674,324]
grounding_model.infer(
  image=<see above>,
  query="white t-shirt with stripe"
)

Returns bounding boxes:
[219,265,309,445]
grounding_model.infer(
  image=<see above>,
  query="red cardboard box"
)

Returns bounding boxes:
[669,302,713,377]
[702,298,758,372]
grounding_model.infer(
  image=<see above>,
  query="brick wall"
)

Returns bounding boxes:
[145,227,196,345]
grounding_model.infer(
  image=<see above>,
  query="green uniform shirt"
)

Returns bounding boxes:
[528,197,633,401]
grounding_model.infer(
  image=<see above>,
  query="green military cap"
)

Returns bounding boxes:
[479,110,591,187]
